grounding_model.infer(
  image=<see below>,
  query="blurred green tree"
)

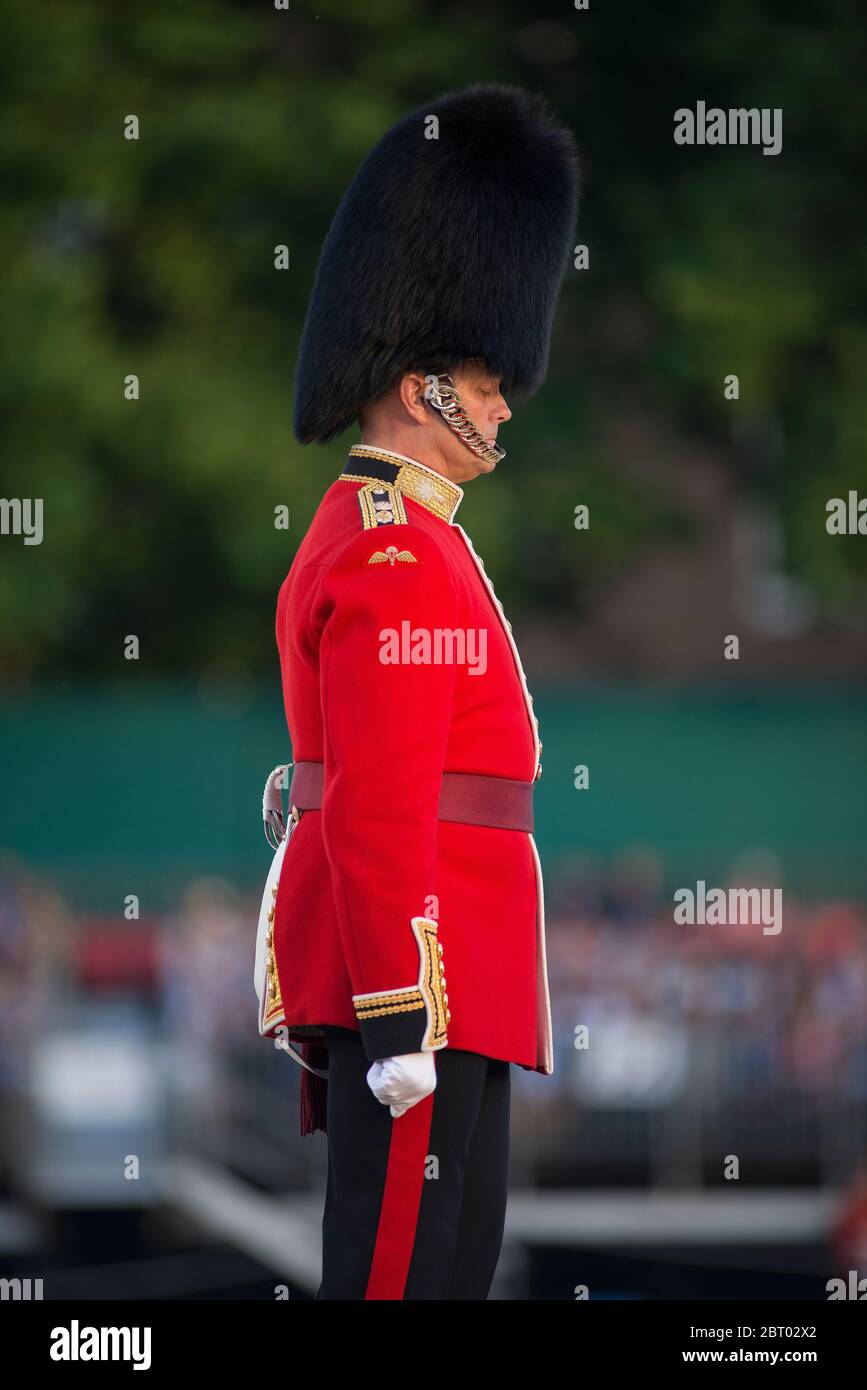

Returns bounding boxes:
[0,0,863,684]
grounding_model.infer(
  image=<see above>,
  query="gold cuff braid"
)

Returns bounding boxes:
[351,916,450,1048]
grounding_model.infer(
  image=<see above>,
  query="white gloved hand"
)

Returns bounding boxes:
[366,1051,437,1117]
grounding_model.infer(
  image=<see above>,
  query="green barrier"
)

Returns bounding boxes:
[0,684,864,908]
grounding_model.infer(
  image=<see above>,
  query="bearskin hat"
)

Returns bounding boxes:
[293,83,580,444]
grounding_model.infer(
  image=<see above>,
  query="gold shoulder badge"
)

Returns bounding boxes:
[367,545,418,566]
[357,481,408,530]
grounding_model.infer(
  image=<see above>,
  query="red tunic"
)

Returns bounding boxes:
[267,444,553,1075]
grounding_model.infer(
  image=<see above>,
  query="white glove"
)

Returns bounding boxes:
[366,1051,437,1117]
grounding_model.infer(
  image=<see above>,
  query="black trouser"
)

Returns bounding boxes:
[316,1026,511,1300]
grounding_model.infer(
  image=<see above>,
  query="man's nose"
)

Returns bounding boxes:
[496,395,512,423]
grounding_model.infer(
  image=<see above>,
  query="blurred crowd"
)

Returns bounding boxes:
[542,847,867,1103]
[1,847,865,1172]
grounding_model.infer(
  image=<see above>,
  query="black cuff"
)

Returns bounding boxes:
[356,1005,430,1063]
[352,917,450,1062]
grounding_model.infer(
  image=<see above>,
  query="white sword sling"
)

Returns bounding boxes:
[254,763,328,1078]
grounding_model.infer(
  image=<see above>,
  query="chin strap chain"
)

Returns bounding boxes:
[423,373,506,467]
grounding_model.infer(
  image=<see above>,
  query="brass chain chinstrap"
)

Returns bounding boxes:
[423,373,506,467]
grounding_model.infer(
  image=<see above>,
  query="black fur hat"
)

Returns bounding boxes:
[293,84,580,444]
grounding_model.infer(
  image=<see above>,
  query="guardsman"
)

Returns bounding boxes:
[257,84,579,1299]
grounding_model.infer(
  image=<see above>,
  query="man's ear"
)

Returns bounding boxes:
[397,371,430,425]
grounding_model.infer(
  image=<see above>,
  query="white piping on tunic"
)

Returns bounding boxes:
[451,523,541,774]
[529,831,554,1074]
[451,522,552,1073]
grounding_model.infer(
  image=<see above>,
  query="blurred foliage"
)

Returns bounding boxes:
[0,0,864,684]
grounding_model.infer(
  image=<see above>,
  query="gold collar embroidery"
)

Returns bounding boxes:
[341,444,463,524]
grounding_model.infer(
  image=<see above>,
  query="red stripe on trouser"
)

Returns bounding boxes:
[364,1091,435,1300]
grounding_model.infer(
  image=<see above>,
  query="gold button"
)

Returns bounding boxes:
[446,1009,452,1023]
